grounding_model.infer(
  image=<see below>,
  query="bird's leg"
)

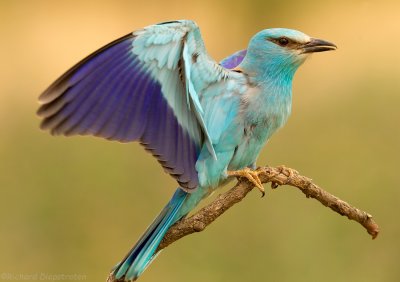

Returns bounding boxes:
[227,167,265,197]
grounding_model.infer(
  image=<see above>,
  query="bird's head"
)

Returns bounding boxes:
[241,28,336,78]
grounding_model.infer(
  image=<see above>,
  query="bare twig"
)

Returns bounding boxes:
[157,166,379,252]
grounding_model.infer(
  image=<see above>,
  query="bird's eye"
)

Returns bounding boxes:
[277,37,289,46]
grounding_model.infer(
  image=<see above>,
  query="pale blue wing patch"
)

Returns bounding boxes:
[131,20,217,159]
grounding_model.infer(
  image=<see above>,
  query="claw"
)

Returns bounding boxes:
[271,182,279,189]
[227,168,265,197]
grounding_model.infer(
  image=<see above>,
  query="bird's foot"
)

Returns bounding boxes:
[227,168,265,197]
[270,165,298,188]
[276,165,298,178]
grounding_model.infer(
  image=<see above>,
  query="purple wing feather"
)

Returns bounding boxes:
[219,49,247,69]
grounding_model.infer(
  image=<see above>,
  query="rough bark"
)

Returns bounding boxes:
[157,166,379,251]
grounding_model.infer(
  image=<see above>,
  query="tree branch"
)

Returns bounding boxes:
[157,166,379,252]
[108,166,379,282]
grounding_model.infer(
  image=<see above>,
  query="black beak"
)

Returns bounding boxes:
[301,38,337,54]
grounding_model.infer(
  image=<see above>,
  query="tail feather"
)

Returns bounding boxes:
[111,189,188,281]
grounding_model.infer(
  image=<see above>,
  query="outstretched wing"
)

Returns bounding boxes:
[37,20,224,191]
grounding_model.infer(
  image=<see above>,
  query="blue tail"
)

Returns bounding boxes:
[110,188,188,281]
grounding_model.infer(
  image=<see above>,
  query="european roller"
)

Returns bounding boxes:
[37,20,336,281]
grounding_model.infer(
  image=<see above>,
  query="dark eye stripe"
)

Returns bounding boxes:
[267,37,302,49]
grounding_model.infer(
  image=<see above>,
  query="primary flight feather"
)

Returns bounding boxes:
[37,20,336,281]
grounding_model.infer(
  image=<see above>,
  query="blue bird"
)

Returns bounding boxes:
[37,20,336,281]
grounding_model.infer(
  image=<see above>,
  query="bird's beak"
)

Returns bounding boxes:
[301,38,337,54]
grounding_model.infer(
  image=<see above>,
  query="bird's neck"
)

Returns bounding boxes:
[241,55,298,85]
[239,59,297,135]
[242,60,296,105]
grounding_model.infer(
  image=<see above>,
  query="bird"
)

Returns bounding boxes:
[37,20,336,281]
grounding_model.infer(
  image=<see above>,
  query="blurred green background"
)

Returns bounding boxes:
[1,0,399,281]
